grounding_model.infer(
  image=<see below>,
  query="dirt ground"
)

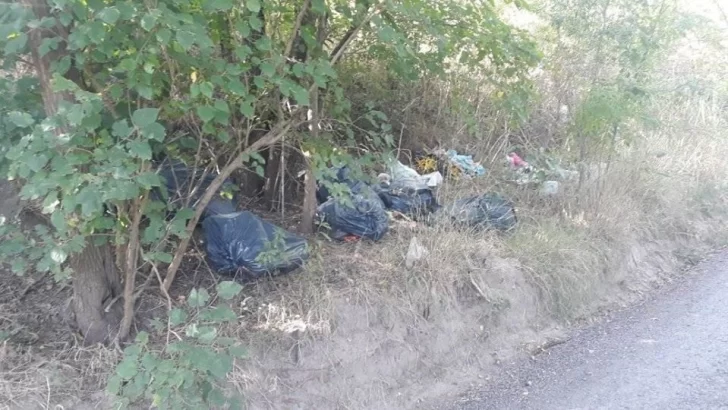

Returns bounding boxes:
[0,230,718,410]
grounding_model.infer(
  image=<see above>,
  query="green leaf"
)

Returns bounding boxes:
[8,111,34,128]
[188,288,210,308]
[115,358,138,380]
[227,78,247,96]
[141,13,157,31]
[156,28,172,45]
[260,61,275,77]
[50,210,67,233]
[127,140,152,160]
[141,122,166,142]
[4,33,28,55]
[214,99,229,114]
[199,306,238,322]
[135,331,149,345]
[239,102,254,118]
[199,81,214,99]
[169,308,188,326]
[77,187,103,217]
[216,281,243,300]
[128,140,152,160]
[140,352,158,370]
[87,21,106,44]
[176,31,195,51]
[137,172,162,189]
[195,326,218,343]
[196,105,216,123]
[27,154,49,172]
[292,86,310,105]
[132,108,160,128]
[207,0,234,11]
[106,375,122,395]
[249,14,263,31]
[145,251,173,264]
[98,7,121,24]
[206,355,232,378]
[246,0,261,13]
[112,120,133,138]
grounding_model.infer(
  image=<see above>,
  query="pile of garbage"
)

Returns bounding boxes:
[315,153,516,242]
[150,147,518,281]
[155,161,310,281]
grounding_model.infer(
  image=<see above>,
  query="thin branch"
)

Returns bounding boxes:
[284,0,312,59]
[118,190,148,341]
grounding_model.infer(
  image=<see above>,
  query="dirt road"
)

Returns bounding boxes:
[451,251,728,410]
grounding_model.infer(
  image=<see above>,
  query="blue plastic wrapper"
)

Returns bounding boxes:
[202,211,309,279]
[316,181,389,241]
[446,149,486,177]
[447,193,517,231]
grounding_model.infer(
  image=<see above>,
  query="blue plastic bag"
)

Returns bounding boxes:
[374,184,440,218]
[316,181,389,241]
[202,211,309,279]
[447,193,517,231]
[153,160,236,218]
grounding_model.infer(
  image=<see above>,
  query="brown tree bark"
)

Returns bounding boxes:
[300,12,329,234]
[23,0,122,345]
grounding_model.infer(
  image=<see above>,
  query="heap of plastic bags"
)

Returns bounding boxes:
[154,161,309,280]
[374,160,442,219]
[317,179,389,241]
[202,211,309,279]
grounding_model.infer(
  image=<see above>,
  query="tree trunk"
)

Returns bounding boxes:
[299,164,317,234]
[23,0,122,345]
[263,145,282,209]
[70,239,123,345]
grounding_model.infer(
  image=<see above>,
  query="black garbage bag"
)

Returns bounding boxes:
[153,160,235,218]
[447,193,517,231]
[202,211,309,279]
[375,184,440,218]
[316,181,389,241]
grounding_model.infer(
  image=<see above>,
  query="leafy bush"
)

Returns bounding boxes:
[108,281,246,409]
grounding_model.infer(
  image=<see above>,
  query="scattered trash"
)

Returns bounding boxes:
[447,193,517,231]
[202,211,309,279]
[405,236,429,269]
[316,181,389,241]
[443,149,486,177]
[505,151,577,194]
[507,152,530,170]
[540,180,560,196]
[374,159,442,218]
[387,159,443,189]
